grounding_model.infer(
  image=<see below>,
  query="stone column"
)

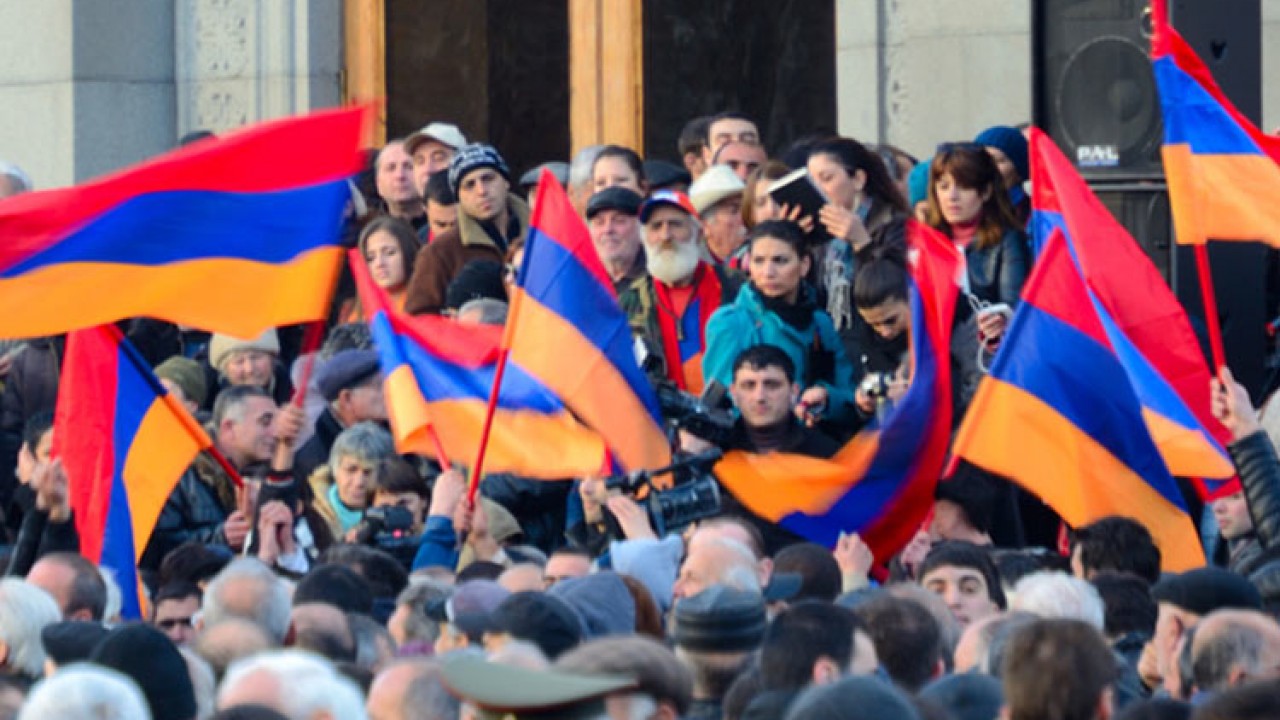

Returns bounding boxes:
[175,0,342,136]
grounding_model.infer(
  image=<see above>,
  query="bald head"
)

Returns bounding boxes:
[195,618,272,681]
[366,659,460,720]
[673,536,761,601]
[1191,609,1280,692]
[498,564,545,593]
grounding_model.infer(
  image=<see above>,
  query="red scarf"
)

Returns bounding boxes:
[653,263,722,393]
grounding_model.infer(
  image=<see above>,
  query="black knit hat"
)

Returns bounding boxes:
[445,260,507,312]
[1152,567,1262,615]
[673,585,767,653]
[488,592,585,660]
[41,620,109,666]
[448,143,511,196]
[90,624,197,720]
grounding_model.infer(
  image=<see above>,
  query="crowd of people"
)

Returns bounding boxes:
[0,107,1278,720]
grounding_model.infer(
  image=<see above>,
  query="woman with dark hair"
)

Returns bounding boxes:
[806,137,910,334]
[591,145,648,195]
[703,220,857,427]
[926,143,1031,346]
[355,215,422,312]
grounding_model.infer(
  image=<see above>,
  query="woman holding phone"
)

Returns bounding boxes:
[926,143,1031,347]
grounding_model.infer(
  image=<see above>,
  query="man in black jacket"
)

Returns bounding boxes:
[294,349,385,481]
[708,344,838,554]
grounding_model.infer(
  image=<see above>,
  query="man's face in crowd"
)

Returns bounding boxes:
[642,206,701,286]
[153,594,200,645]
[920,564,999,629]
[426,199,458,237]
[702,198,745,262]
[589,209,642,271]
[1153,602,1198,682]
[372,490,426,530]
[16,428,53,486]
[376,141,418,206]
[457,168,509,223]
[673,537,757,601]
[412,140,455,196]
[929,500,974,542]
[704,118,760,165]
[858,299,910,341]
[544,552,591,588]
[340,377,388,424]
[222,396,279,465]
[224,349,275,388]
[1214,491,1254,541]
[731,363,796,429]
[716,142,766,183]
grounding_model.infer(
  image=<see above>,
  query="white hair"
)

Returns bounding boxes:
[201,558,292,644]
[0,161,32,195]
[19,663,151,720]
[218,650,366,720]
[180,646,217,720]
[0,578,61,679]
[697,537,762,593]
[1010,571,1105,630]
[569,145,605,192]
[98,565,123,625]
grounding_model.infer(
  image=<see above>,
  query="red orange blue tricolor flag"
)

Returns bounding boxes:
[505,171,672,473]
[1029,129,1233,492]
[952,231,1206,571]
[1151,0,1280,249]
[714,220,961,562]
[54,326,213,619]
[0,106,369,339]
[351,249,607,478]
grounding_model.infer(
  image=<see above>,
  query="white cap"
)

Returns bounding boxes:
[689,164,746,216]
[405,122,468,155]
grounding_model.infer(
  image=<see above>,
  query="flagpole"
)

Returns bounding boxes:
[466,281,526,507]
[1193,244,1228,371]
[291,320,327,408]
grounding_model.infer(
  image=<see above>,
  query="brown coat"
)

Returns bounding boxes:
[403,196,531,315]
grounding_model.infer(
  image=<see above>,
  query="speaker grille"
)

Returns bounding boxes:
[1056,36,1162,173]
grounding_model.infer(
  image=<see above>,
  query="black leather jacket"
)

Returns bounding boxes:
[1229,430,1280,575]
[965,227,1031,307]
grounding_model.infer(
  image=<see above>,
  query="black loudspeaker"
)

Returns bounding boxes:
[1033,0,1261,180]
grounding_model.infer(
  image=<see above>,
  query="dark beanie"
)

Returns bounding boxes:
[293,564,375,615]
[448,143,511,197]
[1152,567,1262,615]
[42,620,110,666]
[488,592,585,659]
[974,125,1029,182]
[90,624,197,720]
[674,585,767,653]
[445,260,507,311]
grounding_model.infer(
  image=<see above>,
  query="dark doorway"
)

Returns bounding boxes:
[643,0,837,161]
[384,0,571,176]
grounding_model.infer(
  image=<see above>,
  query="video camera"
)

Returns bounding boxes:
[604,449,724,536]
[354,505,419,568]
[654,379,736,447]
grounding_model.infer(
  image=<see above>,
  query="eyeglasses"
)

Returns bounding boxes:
[936,142,985,155]
[156,616,194,630]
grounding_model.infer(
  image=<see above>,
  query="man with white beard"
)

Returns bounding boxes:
[620,190,741,395]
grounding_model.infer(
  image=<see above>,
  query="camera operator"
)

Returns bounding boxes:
[702,343,840,554]
[368,457,429,535]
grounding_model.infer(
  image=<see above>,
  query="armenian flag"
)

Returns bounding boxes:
[0,106,368,340]
[54,325,213,619]
[952,231,1205,571]
[505,171,671,472]
[1029,129,1233,489]
[1151,0,1280,248]
[351,250,606,478]
[714,220,961,561]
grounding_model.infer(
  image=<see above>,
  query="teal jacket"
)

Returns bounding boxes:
[702,284,857,424]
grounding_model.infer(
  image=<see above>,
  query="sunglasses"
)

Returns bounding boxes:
[156,616,194,630]
[936,141,986,155]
